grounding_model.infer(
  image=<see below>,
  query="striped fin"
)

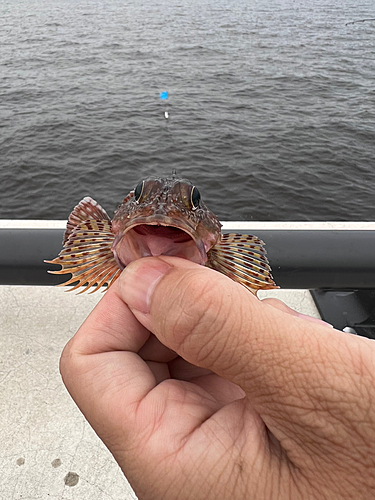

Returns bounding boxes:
[207,233,278,295]
[45,199,120,293]
[63,197,111,245]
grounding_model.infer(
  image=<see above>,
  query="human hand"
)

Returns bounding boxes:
[60,256,375,500]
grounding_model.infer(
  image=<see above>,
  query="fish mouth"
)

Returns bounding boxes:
[111,216,207,270]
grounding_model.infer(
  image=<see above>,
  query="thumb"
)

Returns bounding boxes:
[119,256,336,400]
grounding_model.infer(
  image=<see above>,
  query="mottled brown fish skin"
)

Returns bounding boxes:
[46,176,278,295]
[110,176,222,269]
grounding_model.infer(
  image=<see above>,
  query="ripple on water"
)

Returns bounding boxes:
[0,0,374,220]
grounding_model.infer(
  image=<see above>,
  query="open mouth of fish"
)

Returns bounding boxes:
[112,218,207,270]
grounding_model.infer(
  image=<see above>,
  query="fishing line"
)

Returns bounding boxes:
[159,90,177,154]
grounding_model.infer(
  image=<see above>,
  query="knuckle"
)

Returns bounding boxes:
[160,269,241,369]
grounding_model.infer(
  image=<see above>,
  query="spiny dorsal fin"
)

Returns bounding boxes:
[63,197,110,245]
[207,233,278,295]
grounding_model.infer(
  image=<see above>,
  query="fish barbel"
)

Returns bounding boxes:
[46,176,278,295]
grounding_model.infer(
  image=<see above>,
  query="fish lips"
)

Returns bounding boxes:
[111,215,208,270]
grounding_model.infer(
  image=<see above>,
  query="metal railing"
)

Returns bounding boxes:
[1,221,375,337]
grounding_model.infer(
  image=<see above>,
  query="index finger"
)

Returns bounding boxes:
[60,279,156,431]
[70,278,150,356]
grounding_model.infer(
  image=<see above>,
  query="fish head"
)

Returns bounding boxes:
[111,176,222,269]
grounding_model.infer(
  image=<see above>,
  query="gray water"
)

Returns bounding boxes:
[1,0,375,221]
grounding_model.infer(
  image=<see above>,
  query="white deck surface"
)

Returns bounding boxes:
[0,285,137,500]
[0,284,320,499]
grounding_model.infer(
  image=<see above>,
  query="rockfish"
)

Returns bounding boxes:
[46,176,277,295]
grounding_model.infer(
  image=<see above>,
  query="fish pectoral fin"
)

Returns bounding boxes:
[45,219,120,294]
[63,197,111,245]
[207,233,278,295]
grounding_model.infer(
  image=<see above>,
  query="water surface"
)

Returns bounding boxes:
[1,0,374,221]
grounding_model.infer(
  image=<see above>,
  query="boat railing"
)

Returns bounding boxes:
[1,220,375,338]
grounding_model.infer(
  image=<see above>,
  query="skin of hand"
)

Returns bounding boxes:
[60,256,375,500]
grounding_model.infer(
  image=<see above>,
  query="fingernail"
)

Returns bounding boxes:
[120,259,172,314]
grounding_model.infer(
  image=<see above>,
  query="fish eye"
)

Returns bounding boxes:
[190,186,201,210]
[134,180,145,203]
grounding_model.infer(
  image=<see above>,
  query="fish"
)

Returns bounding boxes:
[45,176,278,295]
